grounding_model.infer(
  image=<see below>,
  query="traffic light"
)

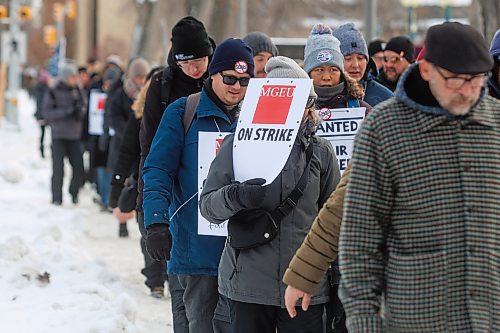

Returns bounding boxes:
[0,5,8,19]
[44,25,57,47]
[19,5,32,21]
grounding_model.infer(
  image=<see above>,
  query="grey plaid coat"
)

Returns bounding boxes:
[339,64,500,333]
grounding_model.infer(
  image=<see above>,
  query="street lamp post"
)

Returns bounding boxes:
[440,0,456,21]
[401,0,419,41]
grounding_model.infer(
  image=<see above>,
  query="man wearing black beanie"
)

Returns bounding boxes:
[143,37,254,333]
[339,21,500,332]
[377,35,414,91]
[138,15,214,332]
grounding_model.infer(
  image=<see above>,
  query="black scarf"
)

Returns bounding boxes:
[315,83,345,109]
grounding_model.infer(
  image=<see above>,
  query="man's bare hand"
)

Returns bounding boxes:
[284,285,311,318]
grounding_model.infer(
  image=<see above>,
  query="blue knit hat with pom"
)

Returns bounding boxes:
[303,23,344,74]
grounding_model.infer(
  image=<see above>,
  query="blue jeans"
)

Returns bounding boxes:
[96,166,111,206]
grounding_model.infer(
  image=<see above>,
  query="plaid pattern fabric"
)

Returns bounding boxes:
[339,94,500,333]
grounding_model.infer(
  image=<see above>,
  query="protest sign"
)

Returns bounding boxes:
[198,131,231,236]
[233,78,313,184]
[316,107,366,174]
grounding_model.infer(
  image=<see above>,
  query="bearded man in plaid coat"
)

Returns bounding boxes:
[339,22,500,333]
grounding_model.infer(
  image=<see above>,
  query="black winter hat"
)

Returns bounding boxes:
[368,39,385,56]
[171,16,213,61]
[242,32,279,57]
[424,22,493,74]
[385,36,415,63]
[208,38,254,77]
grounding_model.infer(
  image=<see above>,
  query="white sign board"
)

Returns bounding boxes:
[1,31,27,65]
[315,107,366,174]
[233,78,312,184]
[88,90,107,135]
[198,131,231,237]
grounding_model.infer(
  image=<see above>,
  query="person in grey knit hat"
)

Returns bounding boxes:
[266,55,317,102]
[199,55,340,332]
[333,22,393,107]
[243,32,279,78]
[59,61,78,84]
[303,23,344,75]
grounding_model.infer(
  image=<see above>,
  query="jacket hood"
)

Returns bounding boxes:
[487,76,500,99]
[394,63,487,117]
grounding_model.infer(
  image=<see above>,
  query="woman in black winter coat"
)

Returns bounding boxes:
[106,57,149,237]
[108,67,166,297]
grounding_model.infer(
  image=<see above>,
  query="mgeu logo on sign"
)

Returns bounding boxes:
[252,85,296,124]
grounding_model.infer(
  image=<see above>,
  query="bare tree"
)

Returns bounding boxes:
[476,0,499,42]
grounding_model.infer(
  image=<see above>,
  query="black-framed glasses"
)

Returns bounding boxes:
[177,58,207,69]
[220,73,250,86]
[433,65,488,89]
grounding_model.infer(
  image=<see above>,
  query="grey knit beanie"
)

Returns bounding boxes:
[58,60,78,83]
[265,56,317,98]
[243,32,279,57]
[332,23,368,59]
[303,23,344,74]
[127,57,150,79]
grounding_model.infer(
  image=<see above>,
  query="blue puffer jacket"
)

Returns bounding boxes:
[361,74,394,107]
[143,89,236,276]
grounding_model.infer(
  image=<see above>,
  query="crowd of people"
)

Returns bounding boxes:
[32,15,500,333]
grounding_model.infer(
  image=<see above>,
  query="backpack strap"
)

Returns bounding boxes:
[159,66,173,109]
[183,92,202,134]
[271,142,314,222]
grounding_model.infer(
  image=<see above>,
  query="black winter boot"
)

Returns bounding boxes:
[119,223,129,238]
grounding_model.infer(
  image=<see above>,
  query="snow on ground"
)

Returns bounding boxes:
[0,91,172,332]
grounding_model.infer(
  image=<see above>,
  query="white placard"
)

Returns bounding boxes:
[198,131,231,237]
[315,107,366,174]
[233,78,313,184]
[88,90,107,135]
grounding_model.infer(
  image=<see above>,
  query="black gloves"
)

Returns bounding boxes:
[108,175,125,209]
[229,178,268,210]
[146,224,172,261]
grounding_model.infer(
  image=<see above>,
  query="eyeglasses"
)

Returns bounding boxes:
[383,56,404,64]
[433,65,488,89]
[220,73,250,86]
[177,58,207,69]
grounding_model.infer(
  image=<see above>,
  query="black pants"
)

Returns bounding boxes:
[229,299,324,333]
[39,125,46,157]
[326,284,347,333]
[137,210,166,289]
[51,139,84,203]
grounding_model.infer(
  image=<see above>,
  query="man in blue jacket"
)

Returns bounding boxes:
[142,38,254,333]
